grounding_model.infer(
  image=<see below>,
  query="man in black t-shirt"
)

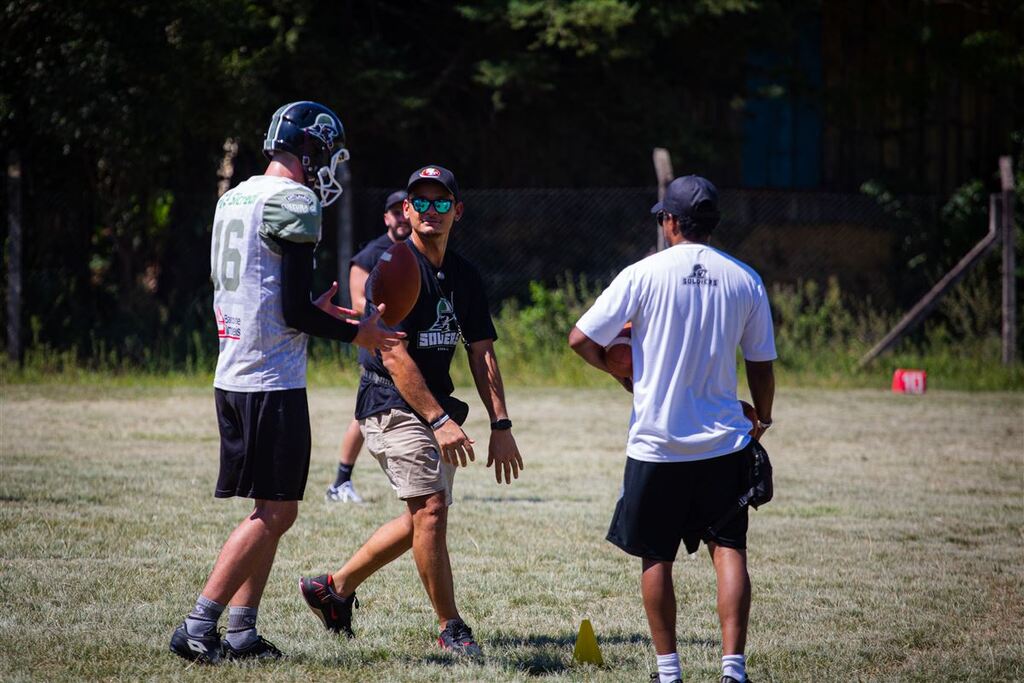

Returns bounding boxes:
[325,189,410,504]
[301,165,524,658]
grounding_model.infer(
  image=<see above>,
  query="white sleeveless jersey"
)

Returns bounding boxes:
[211,175,321,392]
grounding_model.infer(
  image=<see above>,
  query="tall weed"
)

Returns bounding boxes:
[3,275,1020,391]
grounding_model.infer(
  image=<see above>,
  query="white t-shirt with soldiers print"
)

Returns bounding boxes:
[211,175,321,392]
[576,243,777,463]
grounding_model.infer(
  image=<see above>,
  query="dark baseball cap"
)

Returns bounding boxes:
[650,175,720,219]
[407,165,460,200]
[383,190,407,211]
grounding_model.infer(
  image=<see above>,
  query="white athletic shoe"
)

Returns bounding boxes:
[325,481,364,503]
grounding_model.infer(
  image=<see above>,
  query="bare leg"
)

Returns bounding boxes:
[201,500,298,607]
[331,511,414,596]
[408,491,460,627]
[641,558,677,655]
[707,542,750,655]
[338,418,363,467]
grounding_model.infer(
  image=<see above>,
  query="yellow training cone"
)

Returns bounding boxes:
[572,618,604,666]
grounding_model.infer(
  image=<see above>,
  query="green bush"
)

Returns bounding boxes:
[4,274,1020,391]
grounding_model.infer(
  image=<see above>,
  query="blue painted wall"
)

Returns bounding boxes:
[742,17,823,189]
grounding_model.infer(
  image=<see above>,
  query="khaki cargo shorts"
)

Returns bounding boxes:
[360,408,455,506]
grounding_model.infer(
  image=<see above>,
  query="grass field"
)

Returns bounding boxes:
[1,383,1022,681]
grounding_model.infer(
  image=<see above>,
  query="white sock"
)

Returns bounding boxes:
[722,653,746,682]
[657,652,681,683]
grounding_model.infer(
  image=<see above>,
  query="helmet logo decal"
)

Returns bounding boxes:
[420,167,441,178]
[305,113,338,150]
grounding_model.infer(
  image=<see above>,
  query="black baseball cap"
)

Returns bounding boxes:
[650,175,720,220]
[383,190,407,211]
[407,165,460,200]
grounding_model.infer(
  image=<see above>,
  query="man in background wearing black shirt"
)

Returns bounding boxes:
[325,189,411,504]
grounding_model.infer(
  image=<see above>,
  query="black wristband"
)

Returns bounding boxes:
[490,418,513,431]
[430,413,451,430]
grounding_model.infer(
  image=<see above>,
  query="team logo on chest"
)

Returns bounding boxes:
[418,297,461,348]
[683,263,718,286]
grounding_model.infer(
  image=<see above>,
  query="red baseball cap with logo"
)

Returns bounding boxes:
[407,165,460,200]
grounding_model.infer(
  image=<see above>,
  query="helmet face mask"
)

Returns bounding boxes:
[315,147,349,208]
[263,102,349,206]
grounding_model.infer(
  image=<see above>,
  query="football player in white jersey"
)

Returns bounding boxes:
[170,101,403,664]
[570,176,776,683]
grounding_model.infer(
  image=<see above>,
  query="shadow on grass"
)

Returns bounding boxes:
[462,495,547,504]
[489,631,648,647]
[484,630,717,676]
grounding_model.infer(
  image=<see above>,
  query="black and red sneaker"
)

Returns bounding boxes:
[437,618,483,658]
[299,574,358,637]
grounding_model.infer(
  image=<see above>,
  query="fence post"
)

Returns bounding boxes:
[6,151,23,365]
[1000,155,1016,365]
[336,161,354,307]
[652,148,673,252]
[857,194,1002,368]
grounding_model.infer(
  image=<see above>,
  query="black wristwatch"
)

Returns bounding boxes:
[490,418,513,431]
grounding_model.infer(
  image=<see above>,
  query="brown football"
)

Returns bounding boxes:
[604,323,633,378]
[739,400,759,435]
[367,241,421,326]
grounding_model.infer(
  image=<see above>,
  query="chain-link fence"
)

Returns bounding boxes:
[349,187,931,309]
[4,183,943,363]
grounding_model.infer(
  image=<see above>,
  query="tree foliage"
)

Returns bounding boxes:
[0,0,1019,365]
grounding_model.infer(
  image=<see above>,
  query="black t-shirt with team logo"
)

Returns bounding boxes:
[355,240,496,420]
[351,233,395,273]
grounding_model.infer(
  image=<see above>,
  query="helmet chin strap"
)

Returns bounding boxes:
[314,148,349,207]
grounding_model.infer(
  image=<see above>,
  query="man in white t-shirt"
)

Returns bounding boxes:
[569,175,776,683]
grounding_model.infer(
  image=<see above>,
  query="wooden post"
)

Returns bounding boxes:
[216,138,238,198]
[1000,155,1016,365]
[6,151,23,364]
[652,148,674,252]
[336,161,354,307]
[857,194,1002,368]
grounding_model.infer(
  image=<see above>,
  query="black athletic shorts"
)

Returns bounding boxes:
[606,443,753,561]
[214,387,311,501]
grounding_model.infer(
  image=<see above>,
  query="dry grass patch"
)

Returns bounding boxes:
[1,384,1021,681]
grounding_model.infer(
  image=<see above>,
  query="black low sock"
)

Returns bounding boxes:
[333,463,354,488]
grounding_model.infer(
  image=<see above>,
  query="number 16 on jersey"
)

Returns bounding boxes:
[212,219,243,291]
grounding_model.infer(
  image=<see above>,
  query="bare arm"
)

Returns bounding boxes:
[466,339,509,421]
[568,326,632,393]
[466,339,523,484]
[745,360,775,439]
[382,341,475,467]
[349,264,370,313]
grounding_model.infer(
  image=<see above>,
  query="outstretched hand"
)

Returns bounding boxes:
[313,281,359,319]
[314,284,405,351]
[353,302,406,352]
[487,429,524,484]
